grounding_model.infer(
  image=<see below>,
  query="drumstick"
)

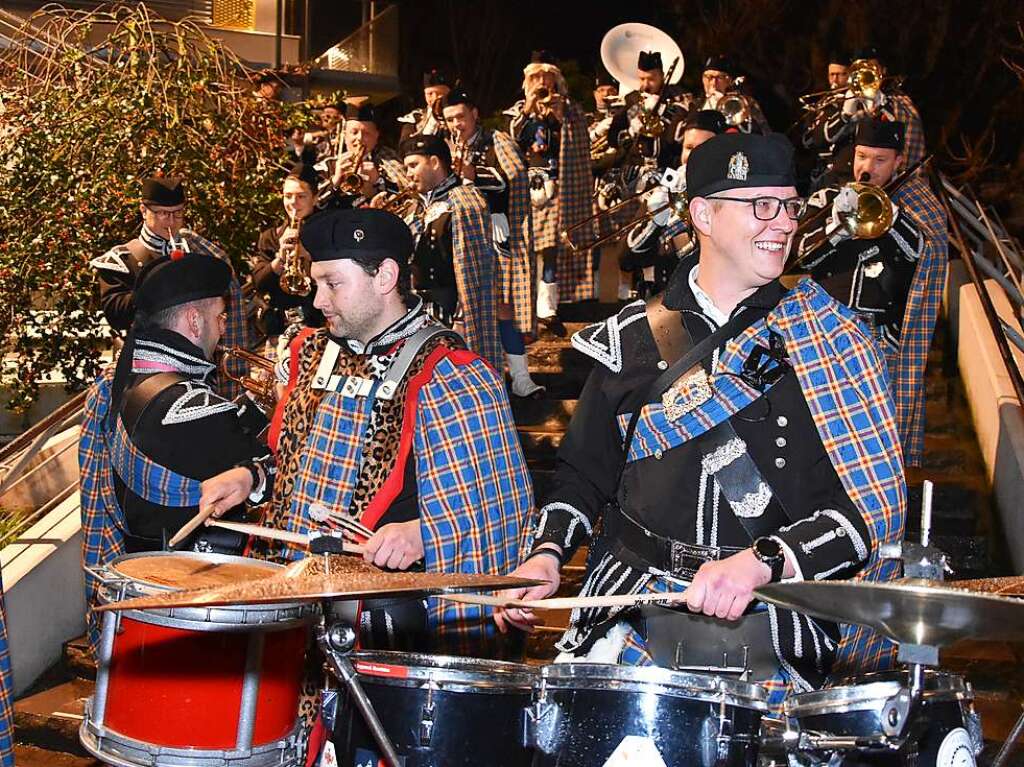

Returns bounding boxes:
[206,519,366,555]
[167,503,220,547]
[435,591,688,611]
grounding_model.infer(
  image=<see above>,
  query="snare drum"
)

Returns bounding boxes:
[527,663,768,766]
[80,551,318,767]
[784,669,983,766]
[334,650,536,767]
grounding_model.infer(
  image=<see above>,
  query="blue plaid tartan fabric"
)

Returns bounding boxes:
[79,366,127,653]
[622,278,906,675]
[888,94,926,168]
[492,130,536,336]
[413,351,533,656]
[0,574,14,767]
[449,184,503,371]
[891,174,948,467]
[268,331,532,656]
[108,417,203,506]
[557,103,596,302]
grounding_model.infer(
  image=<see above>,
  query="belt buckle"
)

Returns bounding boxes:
[669,539,690,575]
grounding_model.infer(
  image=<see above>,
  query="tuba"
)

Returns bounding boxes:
[600,23,684,96]
[216,346,278,413]
[279,214,311,296]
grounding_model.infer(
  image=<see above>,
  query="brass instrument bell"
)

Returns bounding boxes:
[217,346,278,412]
[279,215,311,297]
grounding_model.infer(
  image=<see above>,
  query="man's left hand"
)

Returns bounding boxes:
[363,520,424,570]
[683,549,772,621]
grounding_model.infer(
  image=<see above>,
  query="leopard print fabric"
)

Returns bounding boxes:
[346,333,459,520]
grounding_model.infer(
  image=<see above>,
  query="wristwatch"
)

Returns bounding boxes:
[752,536,786,583]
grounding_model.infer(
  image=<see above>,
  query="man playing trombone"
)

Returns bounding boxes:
[796,119,947,467]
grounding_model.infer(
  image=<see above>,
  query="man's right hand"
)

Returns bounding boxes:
[199,466,254,519]
[493,548,562,634]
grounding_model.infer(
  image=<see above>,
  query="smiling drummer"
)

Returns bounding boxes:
[497,133,907,707]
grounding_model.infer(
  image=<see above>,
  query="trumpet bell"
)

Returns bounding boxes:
[847,182,894,239]
[601,23,684,95]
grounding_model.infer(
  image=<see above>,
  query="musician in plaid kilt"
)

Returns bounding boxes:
[91,177,251,397]
[202,208,533,657]
[79,252,272,651]
[442,88,543,398]
[796,119,946,467]
[495,134,906,710]
[507,51,594,336]
[399,134,502,372]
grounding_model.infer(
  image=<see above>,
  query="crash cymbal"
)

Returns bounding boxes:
[96,569,543,612]
[756,579,1024,647]
[944,575,1024,597]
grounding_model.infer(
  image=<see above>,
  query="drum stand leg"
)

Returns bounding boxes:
[317,618,402,767]
[992,703,1024,767]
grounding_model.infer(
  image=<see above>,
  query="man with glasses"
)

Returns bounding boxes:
[496,133,905,710]
[698,54,769,134]
[91,177,251,396]
[79,252,273,647]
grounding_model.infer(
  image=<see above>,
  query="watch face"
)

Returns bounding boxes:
[755,537,782,559]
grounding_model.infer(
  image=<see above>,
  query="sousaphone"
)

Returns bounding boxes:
[600,22,684,95]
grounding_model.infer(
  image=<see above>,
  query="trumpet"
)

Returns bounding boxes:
[337,141,369,195]
[279,214,311,297]
[379,189,420,217]
[217,346,278,413]
[527,86,561,118]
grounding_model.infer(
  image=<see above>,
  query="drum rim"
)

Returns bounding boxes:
[785,670,972,718]
[538,662,769,709]
[351,650,537,691]
[108,551,283,594]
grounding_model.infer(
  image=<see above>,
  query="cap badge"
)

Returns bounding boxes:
[727,152,749,181]
[353,229,365,242]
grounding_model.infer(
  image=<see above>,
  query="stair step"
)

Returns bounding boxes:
[14,745,102,767]
[62,637,95,681]
[14,679,93,757]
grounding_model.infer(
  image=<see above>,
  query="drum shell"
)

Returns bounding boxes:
[81,552,316,766]
[785,670,980,766]
[529,663,767,767]
[335,651,536,767]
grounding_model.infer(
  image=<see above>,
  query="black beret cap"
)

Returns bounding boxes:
[287,161,320,192]
[683,109,728,135]
[594,68,618,88]
[134,253,231,317]
[828,45,851,66]
[853,45,881,63]
[703,54,737,75]
[141,177,185,207]
[343,101,378,123]
[531,50,556,65]
[301,208,414,265]
[686,133,796,199]
[442,89,475,109]
[422,69,450,88]
[637,50,663,72]
[854,118,905,151]
[399,133,452,167]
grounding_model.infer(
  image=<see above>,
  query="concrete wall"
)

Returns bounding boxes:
[956,277,1024,574]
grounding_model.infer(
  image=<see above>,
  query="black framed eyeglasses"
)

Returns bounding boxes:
[705,195,806,221]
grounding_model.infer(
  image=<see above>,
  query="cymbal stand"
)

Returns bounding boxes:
[317,617,402,767]
[992,703,1024,767]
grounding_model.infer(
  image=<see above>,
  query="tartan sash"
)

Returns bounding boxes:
[108,416,203,508]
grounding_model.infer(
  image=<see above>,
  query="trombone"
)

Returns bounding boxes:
[799,59,897,112]
[217,346,278,413]
[563,186,688,253]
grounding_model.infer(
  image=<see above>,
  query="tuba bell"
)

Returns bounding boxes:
[600,23,684,95]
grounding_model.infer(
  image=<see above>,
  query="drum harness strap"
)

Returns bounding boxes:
[608,295,794,578]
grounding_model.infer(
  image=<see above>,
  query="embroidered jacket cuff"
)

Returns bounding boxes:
[772,508,870,582]
[532,502,594,557]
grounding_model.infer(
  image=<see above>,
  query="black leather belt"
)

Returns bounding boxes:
[606,503,744,579]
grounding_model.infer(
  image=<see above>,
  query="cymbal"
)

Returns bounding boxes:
[96,569,543,613]
[945,575,1024,597]
[756,579,1024,647]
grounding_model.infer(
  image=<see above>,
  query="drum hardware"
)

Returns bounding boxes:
[318,617,403,767]
[673,641,751,680]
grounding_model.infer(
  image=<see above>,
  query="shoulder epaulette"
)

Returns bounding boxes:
[89,245,132,274]
[570,300,648,373]
[161,381,237,426]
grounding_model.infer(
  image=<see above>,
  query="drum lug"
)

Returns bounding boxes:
[522,696,559,754]
[418,683,437,746]
[880,689,912,737]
